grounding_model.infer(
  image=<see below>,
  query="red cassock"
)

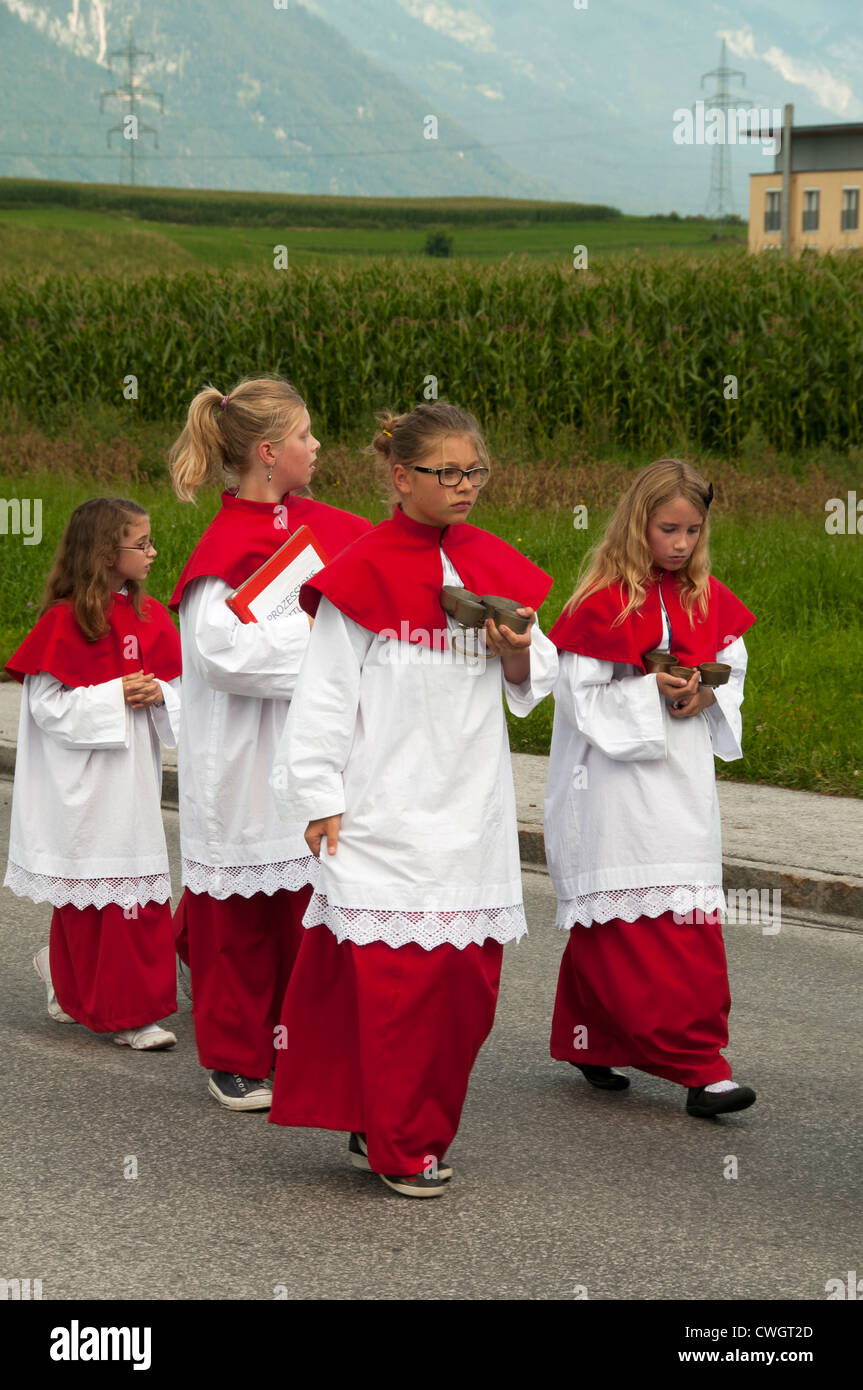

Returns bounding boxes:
[169,491,373,1077]
[547,569,755,1087]
[270,930,504,1175]
[6,595,181,1031]
[269,505,553,1174]
[550,911,733,1087]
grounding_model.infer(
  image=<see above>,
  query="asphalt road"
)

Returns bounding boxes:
[2,779,860,1302]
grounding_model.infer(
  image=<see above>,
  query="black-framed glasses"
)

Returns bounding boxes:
[119,539,156,552]
[412,465,490,488]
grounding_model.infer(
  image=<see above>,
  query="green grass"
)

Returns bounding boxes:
[0,205,746,276]
[2,472,860,798]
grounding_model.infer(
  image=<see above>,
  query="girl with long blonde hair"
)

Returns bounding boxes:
[544,458,758,1119]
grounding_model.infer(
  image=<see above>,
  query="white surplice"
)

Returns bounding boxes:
[176,575,318,898]
[273,552,559,950]
[543,598,748,928]
[4,669,181,911]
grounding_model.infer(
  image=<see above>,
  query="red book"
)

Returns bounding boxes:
[226,525,329,624]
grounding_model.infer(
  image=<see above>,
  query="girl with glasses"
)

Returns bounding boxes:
[4,498,182,1050]
[168,375,373,1112]
[268,401,558,1196]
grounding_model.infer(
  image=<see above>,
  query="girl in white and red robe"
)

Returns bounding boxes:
[544,458,757,1118]
[4,497,182,1049]
[268,402,558,1196]
[168,376,372,1110]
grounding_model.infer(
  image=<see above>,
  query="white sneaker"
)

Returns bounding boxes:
[33,947,77,1024]
[114,1023,177,1050]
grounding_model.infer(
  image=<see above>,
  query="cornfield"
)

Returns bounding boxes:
[0,179,621,228]
[1,252,861,452]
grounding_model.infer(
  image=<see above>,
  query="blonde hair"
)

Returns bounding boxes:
[365,401,489,504]
[169,375,308,503]
[40,497,149,641]
[563,458,713,625]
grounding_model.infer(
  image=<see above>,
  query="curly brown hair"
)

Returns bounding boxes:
[40,497,150,641]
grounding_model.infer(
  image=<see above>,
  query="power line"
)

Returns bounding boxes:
[0,117,674,165]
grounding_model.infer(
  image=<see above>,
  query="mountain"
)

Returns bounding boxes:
[306,0,863,213]
[1,0,858,210]
[0,0,560,197]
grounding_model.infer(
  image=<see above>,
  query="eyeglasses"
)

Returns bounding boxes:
[119,539,156,553]
[412,465,490,488]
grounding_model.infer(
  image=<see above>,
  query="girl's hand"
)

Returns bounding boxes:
[485,608,534,684]
[668,684,716,719]
[305,814,341,857]
[656,670,692,701]
[122,671,164,707]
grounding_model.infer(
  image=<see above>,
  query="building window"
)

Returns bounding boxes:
[802,189,819,232]
[764,191,781,232]
[841,188,859,231]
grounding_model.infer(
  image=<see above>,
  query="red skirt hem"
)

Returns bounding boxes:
[269,926,502,1175]
[550,910,733,1088]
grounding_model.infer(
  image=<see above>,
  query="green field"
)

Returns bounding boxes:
[0,251,858,455]
[1,470,860,799]
[0,183,857,799]
[0,204,746,276]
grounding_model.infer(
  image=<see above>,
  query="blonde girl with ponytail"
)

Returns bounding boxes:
[167,375,372,1111]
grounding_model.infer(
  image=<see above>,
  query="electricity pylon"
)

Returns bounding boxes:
[700,39,746,224]
[100,19,163,186]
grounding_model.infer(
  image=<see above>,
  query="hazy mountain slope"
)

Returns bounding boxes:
[0,0,560,197]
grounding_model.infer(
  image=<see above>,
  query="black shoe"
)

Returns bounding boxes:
[208,1071,273,1111]
[349,1132,452,1180]
[379,1169,450,1198]
[573,1063,630,1091]
[686,1083,756,1118]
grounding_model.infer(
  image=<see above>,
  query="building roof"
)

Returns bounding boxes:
[790,123,863,138]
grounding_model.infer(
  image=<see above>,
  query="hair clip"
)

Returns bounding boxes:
[704,482,714,509]
[219,395,229,410]
[382,428,393,437]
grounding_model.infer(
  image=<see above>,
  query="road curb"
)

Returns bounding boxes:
[518,822,863,926]
[3,744,861,926]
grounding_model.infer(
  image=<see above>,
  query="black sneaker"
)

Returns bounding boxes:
[208,1071,273,1111]
[573,1063,630,1091]
[686,1083,756,1118]
[348,1132,452,1180]
[379,1169,450,1198]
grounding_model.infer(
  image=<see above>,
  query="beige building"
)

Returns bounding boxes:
[749,119,863,254]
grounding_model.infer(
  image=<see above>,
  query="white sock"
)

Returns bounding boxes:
[704,1079,739,1093]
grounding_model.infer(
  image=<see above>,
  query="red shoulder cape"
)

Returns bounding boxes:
[5,593,182,687]
[300,504,553,646]
[548,571,755,669]
[169,491,373,612]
